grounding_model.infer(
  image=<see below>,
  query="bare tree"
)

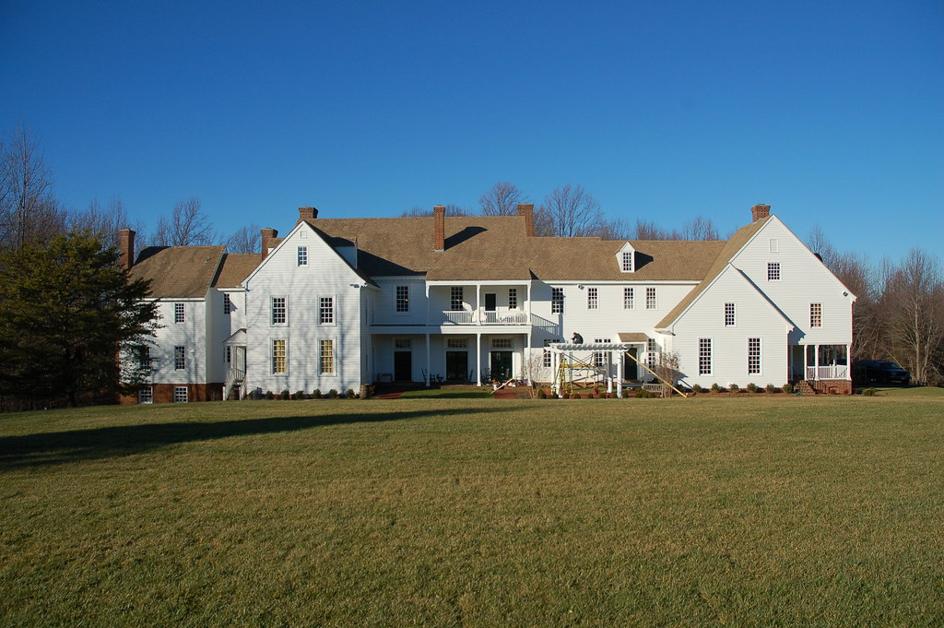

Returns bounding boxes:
[680,216,720,240]
[884,249,944,384]
[153,198,215,246]
[69,198,131,250]
[401,204,470,217]
[225,224,261,254]
[632,219,673,240]
[0,127,65,249]
[537,184,604,237]
[479,182,525,216]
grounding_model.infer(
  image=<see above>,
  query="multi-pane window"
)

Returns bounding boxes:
[587,287,598,310]
[138,386,153,404]
[593,338,610,367]
[621,251,633,272]
[320,339,335,374]
[624,287,634,309]
[137,346,151,369]
[225,345,231,365]
[297,246,308,266]
[768,262,781,281]
[395,285,409,313]
[492,338,512,349]
[174,346,186,370]
[508,288,517,309]
[646,287,656,309]
[272,339,286,374]
[319,296,334,324]
[174,386,188,403]
[647,338,657,369]
[394,338,412,349]
[223,293,232,315]
[724,302,735,327]
[543,338,558,368]
[450,286,464,311]
[174,302,185,323]
[447,338,467,348]
[810,303,822,328]
[551,288,564,314]
[748,337,761,374]
[271,297,286,325]
[698,338,712,375]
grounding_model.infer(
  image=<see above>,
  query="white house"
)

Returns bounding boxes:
[120,203,855,403]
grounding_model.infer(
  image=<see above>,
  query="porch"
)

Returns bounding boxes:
[792,343,851,381]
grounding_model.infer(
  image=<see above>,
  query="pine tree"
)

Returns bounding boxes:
[0,232,158,407]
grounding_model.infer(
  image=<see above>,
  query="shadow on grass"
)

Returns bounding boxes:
[0,406,503,470]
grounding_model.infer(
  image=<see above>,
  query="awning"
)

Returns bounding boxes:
[617,332,649,343]
[224,328,247,345]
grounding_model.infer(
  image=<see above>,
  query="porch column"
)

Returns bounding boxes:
[475,283,481,324]
[425,284,430,325]
[425,333,431,387]
[845,344,852,379]
[814,344,820,380]
[616,351,623,398]
[476,333,482,386]
[553,350,560,397]
[526,331,532,384]
[803,345,808,380]
[606,351,613,393]
[526,282,532,325]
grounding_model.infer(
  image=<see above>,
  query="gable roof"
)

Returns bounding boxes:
[213,253,260,289]
[655,216,772,329]
[131,246,224,298]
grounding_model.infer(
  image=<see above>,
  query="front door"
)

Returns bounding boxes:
[484,293,497,311]
[394,351,412,382]
[446,351,469,382]
[624,348,639,381]
[490,351,513,382]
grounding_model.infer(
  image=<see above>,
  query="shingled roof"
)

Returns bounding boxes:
[131,246,224,298]
[213,253,260,288]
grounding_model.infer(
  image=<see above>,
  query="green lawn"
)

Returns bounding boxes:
[2,392,943,625]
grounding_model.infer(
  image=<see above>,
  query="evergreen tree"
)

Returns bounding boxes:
[0,232,158,407]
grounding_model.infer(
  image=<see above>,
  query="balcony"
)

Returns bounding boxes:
[440,309,530,326]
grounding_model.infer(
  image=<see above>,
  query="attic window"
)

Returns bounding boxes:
[617,244,635,273]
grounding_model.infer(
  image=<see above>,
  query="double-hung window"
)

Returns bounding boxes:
[297,246,308,266]
[174,303,185,323]
[724,303,736,327]
[138,386,153,404]
[587,287,598,310]
[319,297,335,324]
[174,346,186,370]
[768,262,781,281]
[450,287,464,311]
[624,287,634,309]
[543,339,558,368]
[508,288,517,309]
[271,297,286,325]
[748,338,761,375]
[396,286,409,313]
[621,251,633,272]
[646,287,656,309]
[698,338,712,375]
[138,346,151,370]
[223,293,232,315]
[272,339,286,374]
[551,288,564,314]
[647,338,657,369]
[592,338,610,367]
[320,339,335,374]
[810,303,822,328]
[173,386,188,403]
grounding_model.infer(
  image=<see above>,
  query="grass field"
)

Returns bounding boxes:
[2,391,943,625]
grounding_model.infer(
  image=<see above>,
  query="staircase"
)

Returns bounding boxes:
[797,380,817,396]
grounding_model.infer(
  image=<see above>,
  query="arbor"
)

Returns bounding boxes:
[479,182,525,216]
[0,233,158,407]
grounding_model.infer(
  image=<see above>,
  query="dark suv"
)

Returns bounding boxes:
[854,360,911,386]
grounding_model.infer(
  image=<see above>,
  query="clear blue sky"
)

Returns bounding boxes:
[1,0,942,258]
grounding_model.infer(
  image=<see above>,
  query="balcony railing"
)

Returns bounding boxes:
[442,310,474,325]
[440,309,531,326]
[806,365,848,380]
[227,367,245,383]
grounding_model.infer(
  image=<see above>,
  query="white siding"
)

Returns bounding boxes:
[148,298,209,384]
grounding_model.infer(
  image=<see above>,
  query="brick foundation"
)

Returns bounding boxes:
[119,383,224,405]
[808,379,852,395]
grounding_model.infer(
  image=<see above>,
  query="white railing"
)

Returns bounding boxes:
[227,368,245,383]
[442,310,473,325]
[439,310,531,325]
[806,365,848,380]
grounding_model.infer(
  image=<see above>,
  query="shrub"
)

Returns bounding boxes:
[311,389,322,399]
[729,383,740,393]
[782,383,794,394]
[265,390,274,400]
[280,390,290,400]
[293,390,305,400]
[863,387,878,397]
[635,388,654,399]
[327,389,338,399]
[766,384,780,394]
[746,383,758,393]
[345,389,356,399]
[538,388,547,399]
[692,384,703,394]
[710,383,721,393]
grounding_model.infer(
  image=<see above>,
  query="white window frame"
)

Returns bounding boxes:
[174,302,185,324]
[272,338,287,375]
[592,337,610,367]
[724,302,736,327]
[271,296,287,326]
[769,238,779,253]
[647,338,657,369]
[297,245,308,266]
[748,337,762,375]
[621,250,633,273]
[319,296,336,325]
[450,286,464,311]
[225,345,231,365]
[173,386,188,403]
[623,287,634,310]
[174,345,186,371]
[543,338,557,368]
[587,287,598,310]
[551,287,564,314]
[138,386,153,404]
[767,262,781,281]
[646,287,656,310]
[447,338,467,349]
[508,288,517,310]
[698,338,712,376]
[810,303,822,328]
[492,338,512,349]
[320,338,336,375]
[223,293,232,315]
[395,285,409,313]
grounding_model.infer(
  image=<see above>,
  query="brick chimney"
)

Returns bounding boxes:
[118,228,135,270]
[260,227,278,260]
[433,205,445,252]
[517,203,535,237]
[751,204,771,222]
[298,206,318,222]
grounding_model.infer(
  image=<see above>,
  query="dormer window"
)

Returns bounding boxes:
[617,242,635,273]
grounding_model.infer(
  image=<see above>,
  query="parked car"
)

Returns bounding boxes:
[854,360,911,386]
